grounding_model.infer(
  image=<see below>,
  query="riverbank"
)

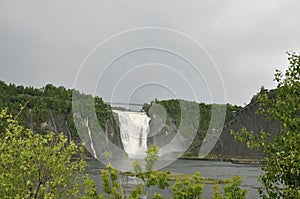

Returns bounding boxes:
[179,156,266,165]
[85,158,263,198]
[121,170,227,184]
[82,155,266,166]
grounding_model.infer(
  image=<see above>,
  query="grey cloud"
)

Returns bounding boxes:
[1,0,300,105]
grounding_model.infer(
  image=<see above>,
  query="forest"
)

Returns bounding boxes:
[0,51,299,198]
[0,81,116,140]
[0,80,241,156]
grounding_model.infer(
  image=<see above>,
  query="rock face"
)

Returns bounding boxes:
[210,102,280,158]
[26,109,72,139]
[25,109,123,151]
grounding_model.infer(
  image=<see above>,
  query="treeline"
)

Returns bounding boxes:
[0,80,115,140]
[143,99,241,131]
[0,80,241,156]
[142,99,242,156]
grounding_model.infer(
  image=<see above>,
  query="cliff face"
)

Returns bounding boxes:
[210,102,281,158]
[25,109,122,148]
[27,109,73,141]
[1,81,281,159]
[0,81,123,150]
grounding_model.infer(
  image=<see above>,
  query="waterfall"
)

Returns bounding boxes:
[65,121,72,143]
[85,117,97,159]
[113,110,150,159]
[49,109,57,132]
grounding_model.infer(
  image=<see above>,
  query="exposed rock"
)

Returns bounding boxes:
[210,102,280,158]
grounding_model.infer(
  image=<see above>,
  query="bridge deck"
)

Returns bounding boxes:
[105,102,144,106]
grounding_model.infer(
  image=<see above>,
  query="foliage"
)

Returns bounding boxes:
[223,176,248,199]
[143,99,242,156]
[82,176,99,199]
[212,184,223,199]
[231,52,300,198]
[0,80,241,157]
[212,176,247,199]
[100,163,124,199]
[0,81,249,198]
[94,145,169,198]
[0,81,121,148]
[172,172,203,199]
[94,145,247,199]
[132,145,170,197]
[144,144,160,172]
[0,108,88,198]
[143,100,241,133]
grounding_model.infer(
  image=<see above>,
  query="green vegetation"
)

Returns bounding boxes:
[0,109,87,198]
[0,108,248,198]
[2,52,299,198]
[90,145,248,199]
[143,99,242,156]
[232,52,300,198]
[213,176,248,199]
[0,80,242,158]
[143,99,241,134]
[0,81,121,146]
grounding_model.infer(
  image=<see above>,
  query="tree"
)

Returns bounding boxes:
[0,108,87,198]
[232,52,300,198]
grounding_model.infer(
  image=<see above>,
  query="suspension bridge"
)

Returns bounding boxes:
[105,102,145,111]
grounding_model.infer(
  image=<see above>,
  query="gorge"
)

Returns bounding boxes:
[0,81,279,160]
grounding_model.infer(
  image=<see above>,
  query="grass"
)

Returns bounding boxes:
[121,171,226,184]
[167,172,226,184]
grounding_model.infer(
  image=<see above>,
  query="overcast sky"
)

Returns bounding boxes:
[1,1,300,106]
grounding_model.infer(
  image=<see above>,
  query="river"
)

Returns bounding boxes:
[85,159,263,198]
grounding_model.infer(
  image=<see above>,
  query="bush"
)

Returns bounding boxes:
[0,108,86,198]
[232,52,300,198]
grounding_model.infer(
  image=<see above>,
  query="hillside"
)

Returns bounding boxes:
[0,81,122,149]
[210,96,281,159]
[1,80,277,159]
[142,99,242,156]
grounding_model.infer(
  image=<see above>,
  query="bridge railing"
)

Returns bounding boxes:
[105,102,145,111]
[105,102,144,106]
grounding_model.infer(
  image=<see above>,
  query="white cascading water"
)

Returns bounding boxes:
[113,110,150,159]
[85,117,97,159]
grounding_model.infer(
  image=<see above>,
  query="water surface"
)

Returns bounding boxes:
[85,159,263,198]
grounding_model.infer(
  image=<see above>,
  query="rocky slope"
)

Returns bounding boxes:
[210,101,280,158]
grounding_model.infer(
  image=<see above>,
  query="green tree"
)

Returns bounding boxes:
[172,172,203,199]
[212,176,247,199]
[232,52,300,198]
[100,145,246,199]
[0,108,87,198]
